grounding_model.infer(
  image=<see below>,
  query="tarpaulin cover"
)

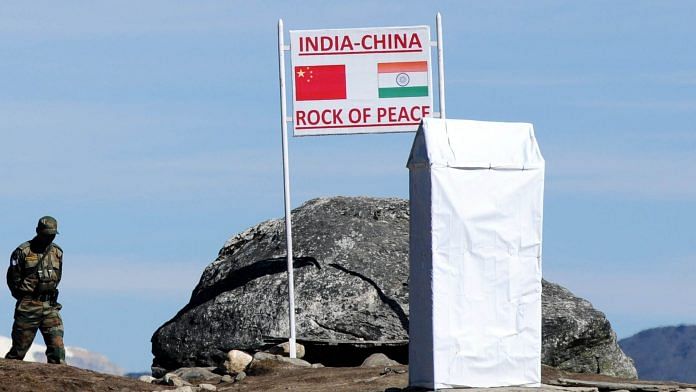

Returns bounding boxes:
[407,118,545,389]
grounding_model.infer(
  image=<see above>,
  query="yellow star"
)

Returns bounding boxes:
[297,69,305,78]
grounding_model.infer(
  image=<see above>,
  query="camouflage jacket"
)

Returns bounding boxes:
[6,240,62,300]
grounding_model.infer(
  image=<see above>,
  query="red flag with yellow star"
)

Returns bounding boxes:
[294,65,346,101]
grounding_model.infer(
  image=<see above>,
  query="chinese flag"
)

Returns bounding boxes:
[294,65,347,101]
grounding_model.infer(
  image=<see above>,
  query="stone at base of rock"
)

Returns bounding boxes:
[311,363,325,368]
[267,342,306,359]
[234,371,246,382]
[151,366,167,379]
[164,373,190,387]
[253,352,312,367]
[138,375,156,383]
[220,375,234,383]
[173,367,221,384]
[427,386,599,392]
[172,386,195,392]
[226,350,253,374]
[361,353,401,368]
[199,384,217,391]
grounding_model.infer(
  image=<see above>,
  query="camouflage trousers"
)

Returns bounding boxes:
[5,298,65,364]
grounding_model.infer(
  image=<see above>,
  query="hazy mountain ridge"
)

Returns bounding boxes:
[619,325,696,383]
[0,335,124,375]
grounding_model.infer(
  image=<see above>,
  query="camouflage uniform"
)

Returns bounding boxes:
[5,216,65,364]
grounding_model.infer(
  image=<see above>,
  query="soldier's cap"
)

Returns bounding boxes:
[36,216,59,235]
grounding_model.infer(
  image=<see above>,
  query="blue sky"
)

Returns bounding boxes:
[1,1,694,372]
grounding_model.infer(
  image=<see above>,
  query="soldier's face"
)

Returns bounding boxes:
[36,233,56,245]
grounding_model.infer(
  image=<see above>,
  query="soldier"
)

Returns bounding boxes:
[5,216,65,364]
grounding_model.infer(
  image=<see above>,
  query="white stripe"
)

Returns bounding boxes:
[378,71,428,88]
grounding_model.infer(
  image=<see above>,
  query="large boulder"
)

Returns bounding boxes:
[152,196,636,378]
[542,281,637,378]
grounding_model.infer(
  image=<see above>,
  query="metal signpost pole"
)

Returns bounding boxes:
[277,19,297,359]
[436,13,446,119]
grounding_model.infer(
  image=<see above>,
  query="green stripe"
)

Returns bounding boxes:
[378,86,428,98]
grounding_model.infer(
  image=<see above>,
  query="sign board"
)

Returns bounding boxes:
[275,15,445,359]
[290,26,433,136]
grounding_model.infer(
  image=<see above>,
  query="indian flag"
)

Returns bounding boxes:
[378,61,429,98]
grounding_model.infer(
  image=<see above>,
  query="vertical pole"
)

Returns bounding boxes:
[436,12,446,119]
[277,19,297,359]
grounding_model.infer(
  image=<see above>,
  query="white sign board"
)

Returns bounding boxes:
[290,26,433,136]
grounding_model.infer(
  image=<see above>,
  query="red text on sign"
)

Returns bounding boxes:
[348,108,372,124]
[296,109,344,126]
[299,33,423,54]
[295,105,431,129]
[377,105,431,123]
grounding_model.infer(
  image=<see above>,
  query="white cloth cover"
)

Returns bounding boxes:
[407,117,545,389]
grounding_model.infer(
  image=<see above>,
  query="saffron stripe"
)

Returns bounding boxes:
[378,86,429,98]
[378,61,428,73]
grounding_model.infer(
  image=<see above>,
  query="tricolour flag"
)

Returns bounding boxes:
[295,65,347,101]
[377,61,429,98]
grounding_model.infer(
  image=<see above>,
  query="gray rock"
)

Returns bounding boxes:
[252,352,277,361]
[163,373,189,387]
[151,196,636,378]
[199,384,217,391]
[220,375,233,383]
[462,387,598,392]
[276,356,312,368]
[253,352,312,367]
[172,367,221,384]
[225,350,253,374]
[138,375,156,383]
[153,197,409,371]
[360,353,401,368]
[311,363,325,368]
[172,387,195,392]
[267,342,306,359]
[151,366,167,379]
[542,281,637,378]
[234,371,246,382]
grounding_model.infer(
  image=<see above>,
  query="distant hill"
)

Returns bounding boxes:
[619,325,696,382]
[0,336,124,375]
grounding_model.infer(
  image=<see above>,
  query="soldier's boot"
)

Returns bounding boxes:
[5,322,39,360]
[44,341,65,364]
[40,312,65,364]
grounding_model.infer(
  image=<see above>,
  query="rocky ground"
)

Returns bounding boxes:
[0,358,169,392]
[1,357,695,392]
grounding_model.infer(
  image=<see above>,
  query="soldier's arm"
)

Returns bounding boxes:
[15,249,39,295]
[17,273,39,295]
[54,245,63,284]
[7,251,20,294]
